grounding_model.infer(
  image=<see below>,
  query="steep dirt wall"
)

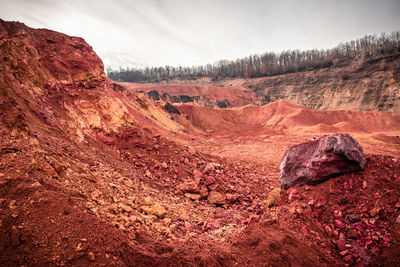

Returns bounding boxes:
[169,54,400,114]
[249,54,400,114]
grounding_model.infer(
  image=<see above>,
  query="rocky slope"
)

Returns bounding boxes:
[167,53,400,114]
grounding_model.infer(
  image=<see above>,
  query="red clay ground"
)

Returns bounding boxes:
[1,19,400,266]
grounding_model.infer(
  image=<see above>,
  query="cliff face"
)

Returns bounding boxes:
[0,19,104,85]
[213,54,400,114]
[0,19,106,131]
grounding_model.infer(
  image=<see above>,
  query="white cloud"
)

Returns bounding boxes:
[0,0,399,68]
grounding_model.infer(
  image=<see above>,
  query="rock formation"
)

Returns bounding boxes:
[280,134,366,188]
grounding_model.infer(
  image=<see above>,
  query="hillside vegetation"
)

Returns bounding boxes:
[108,32,400,82]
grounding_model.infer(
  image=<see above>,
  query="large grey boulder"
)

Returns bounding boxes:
[280,134,366,189]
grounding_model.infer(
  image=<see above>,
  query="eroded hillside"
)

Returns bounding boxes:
[163,53,400,114]
[1,19,400,266]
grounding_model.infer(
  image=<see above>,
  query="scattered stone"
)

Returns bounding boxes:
[185,193,201,201]
[362,180,367,188]
[370,207,380,217]
[184,158,190,165]
[335,239,346,251]
[280,134,366,188]
[140,196,154,206]
[193,169,202,185]
[199,185,209,198]
[265,188,281,208]
[87,252,95,261]
[226,193,238,203]
[76,243,84,252]
[348,229,358,239]
[0,177,9,186]
[119,203,133,213]
[324,225,332,236]
[109,203,119,214]
[188,146,196,156]
[205,176,216,186]
[347,214,360,223]
[145,170,152,178]
[90,190,101,200]
[141,204,167,218]
[207,191,226,205]
[176,181,198,193]
[50,160,64,174]
[41,162,58,178]
[29,181,41,188]
[204,163,215,173]
[335,219,346,230]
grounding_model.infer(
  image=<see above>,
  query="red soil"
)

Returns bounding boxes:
[1,19,400,266]
[175,100,400,139]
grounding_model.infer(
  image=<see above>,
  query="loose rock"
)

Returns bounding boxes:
[280,134,366,188]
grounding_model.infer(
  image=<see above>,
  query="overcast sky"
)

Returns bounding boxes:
[1,0,399,69]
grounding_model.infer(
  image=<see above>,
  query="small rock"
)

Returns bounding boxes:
[347,229,358,239]
[226,193,238,203]
[119,203,133,213]
[199,185,209,198]
[362,180,367,188]
[204,163,215,173]
[76,243,84,252]
[207,191,226,205]
[0,178,10,186]
[51,160,64,174]
[370,207,380,217]
[141,196,154,206]
[145,170,152,178]
[205,176,216,186]
[334,210,342,218]
[288,189,298,202]
[335,219,346,230]
[347,214,360,223]
[29,182,41,188]
[324,225,332,236]
[109,203,119,214]
[87,252,95,261]
[141,204,167,218]
[188,146,196,156]
[90,190,101,200]
[343,254,353,263]
[335,239,346,251]
[265,188,281,208]
[193,169,202,185]
[185,193,201,201]
[176,181,198,193]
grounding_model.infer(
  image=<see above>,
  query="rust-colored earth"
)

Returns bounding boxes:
[1,19,400,266]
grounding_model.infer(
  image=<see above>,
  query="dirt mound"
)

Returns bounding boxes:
[371,133,400,144]
[176,100,400,138]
